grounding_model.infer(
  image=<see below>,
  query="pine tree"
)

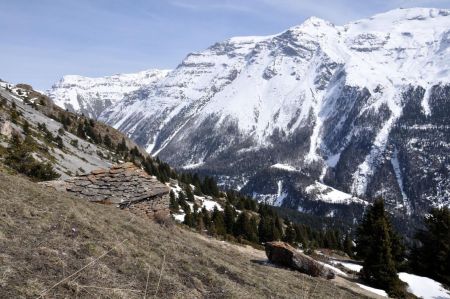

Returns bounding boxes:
[54,135,64,149]
[201,207,211,230]
[411,207,450,286]
[258,214,281,243]
[178,192,190,214]
[183,210,194,227]
[224,203,235,234]
[343,234,354,258]
[22,120,30,135]
[76,123,86,139]
[116,137,127,153]
[185,185,195,202]
[169,190,179,212]
[195,213,205,232]
[283,222,297,244]
[356,199,406,297]
[103,134,112,148]
[210,207,226,236]
[294,224,307,248]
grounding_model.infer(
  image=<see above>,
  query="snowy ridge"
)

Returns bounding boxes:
[47,69,170,119]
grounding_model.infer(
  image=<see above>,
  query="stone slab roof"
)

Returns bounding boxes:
[43,162,170,205]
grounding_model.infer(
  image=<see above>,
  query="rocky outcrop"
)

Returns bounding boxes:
[0,120,14,138]
[265,242,335,279]
[42,162,171,219]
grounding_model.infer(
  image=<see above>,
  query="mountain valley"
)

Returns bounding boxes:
[47,8,450,230]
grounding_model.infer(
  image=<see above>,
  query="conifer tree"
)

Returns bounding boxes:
[183,210,194,227]
[54,135,64,149]
[356,199,406,297]
[343,234,354,258]
[283,222,297,244]
[169,190,179,212]
[211,207,226,236]
[77,123,86,139]
[178,192,190,214]
[185,185,195,202]
[411,207,450,286]
[224,203,235,234]
[201,207,211,230]
[195,213,205,231]
[103,134,112,148]
[22,120,30,135]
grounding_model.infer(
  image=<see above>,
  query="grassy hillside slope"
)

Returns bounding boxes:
[0,172,369,299]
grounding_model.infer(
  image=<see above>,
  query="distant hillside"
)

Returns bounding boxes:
[0,81,147,179]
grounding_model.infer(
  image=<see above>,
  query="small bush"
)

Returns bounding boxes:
[70,139,79,148]
[4,135,60,181]
[10,110,19,124]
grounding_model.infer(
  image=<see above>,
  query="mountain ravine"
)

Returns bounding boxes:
[48,8,450,229]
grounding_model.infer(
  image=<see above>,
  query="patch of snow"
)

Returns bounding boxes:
[305,181,368,205]
[356,283,388,297]
[422,86,432,116]
[391,147,412,215]
[317,261,348,277]
[330,260,363,272]
[182,161,204,169]
[173,213,185,222]
[326,153,341,167]
[270,163,299,172]
[351,96,402,196]
[325,210,336,217]
[274,180,288,206]
[168,182,183,198]
[399,272,450,299]
[200,198,223,211]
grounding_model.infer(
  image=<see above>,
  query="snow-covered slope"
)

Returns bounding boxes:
[97,8,450,224]
[399,272,450,299]
[47,69,169,119]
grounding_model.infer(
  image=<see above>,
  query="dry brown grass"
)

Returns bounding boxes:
[0,172,370,299]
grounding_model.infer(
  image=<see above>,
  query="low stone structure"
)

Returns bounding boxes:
[265,241,335,279]
[43,162,171,219]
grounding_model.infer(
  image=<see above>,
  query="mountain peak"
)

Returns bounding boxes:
[286,16,335,35]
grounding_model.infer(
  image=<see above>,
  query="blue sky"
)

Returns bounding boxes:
[1,0,450,90]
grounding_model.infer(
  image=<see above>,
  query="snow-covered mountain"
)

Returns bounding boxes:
[55,8,450,226]
[47,69,170,119]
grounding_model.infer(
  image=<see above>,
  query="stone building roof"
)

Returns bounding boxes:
[43,162,170,206]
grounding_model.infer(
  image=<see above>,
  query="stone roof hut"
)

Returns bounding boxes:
[43,162,170,219]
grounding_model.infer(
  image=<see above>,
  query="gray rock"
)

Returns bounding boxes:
[265,242,335,279]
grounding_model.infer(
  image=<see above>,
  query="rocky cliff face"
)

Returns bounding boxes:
[53,8,450,225]
[47,69,170,119]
